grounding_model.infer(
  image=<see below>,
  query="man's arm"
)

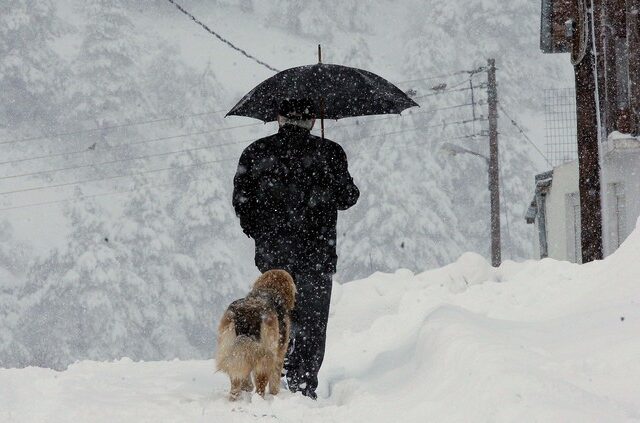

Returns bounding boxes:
[232,147,258,237]
[330,144,359,210]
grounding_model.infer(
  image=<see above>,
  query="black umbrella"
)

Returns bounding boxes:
[226,45,418,138]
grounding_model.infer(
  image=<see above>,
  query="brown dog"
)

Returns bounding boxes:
[216,269,296,400]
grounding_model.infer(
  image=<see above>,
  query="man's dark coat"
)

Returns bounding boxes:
[232,124,359,274]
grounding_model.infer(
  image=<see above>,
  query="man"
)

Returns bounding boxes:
[232,98,359,399]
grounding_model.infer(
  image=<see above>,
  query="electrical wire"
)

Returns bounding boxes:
[0,137,255,181]
[0,120,484,198]
[0,68,490,205]
[396,66,487,85]
[412,85,485,100]
[0,66,483,148]
[329,102,473,130]
[166,0,279,72]
[0,132,488,212]
[498,104,553,166]
[0,101,470,174]
[0,172,219,213]
[0,156,237,196]
[0,121,263,167]
[0,66,484,148]
[384,133,485,151]
[0,109,228,146]
[396,71,470,85]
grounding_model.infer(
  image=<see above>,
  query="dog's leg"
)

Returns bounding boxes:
[268,364,281,395]
[229,377,244,401]
[228,364,252,401]
[270,327,289,395]
[241,374,254,392]
[255,356,272,397]
[255,372,269,397]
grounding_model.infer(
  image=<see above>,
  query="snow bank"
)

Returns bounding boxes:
[2,221,640,422]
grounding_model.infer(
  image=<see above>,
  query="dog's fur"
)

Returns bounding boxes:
[216,269,296,400]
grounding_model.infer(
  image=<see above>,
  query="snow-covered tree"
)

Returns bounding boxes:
[0,0,63,129]
[0,220,32,368]
[12,189,197,368]
[266,0,369,40]
[71,0,148,128]
[0,285,27,368]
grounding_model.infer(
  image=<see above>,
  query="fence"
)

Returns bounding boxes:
[544,88,577,167]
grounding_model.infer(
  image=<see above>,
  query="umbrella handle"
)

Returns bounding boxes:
[318,44,324,141]
[320,98,325,141]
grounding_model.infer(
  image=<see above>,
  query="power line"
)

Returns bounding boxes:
[384,133,485,151]
[0,120,483,198]
[166,0,279,72]
[0,101,470,172]
[396,71,471,85]
[0,65,483,147]
[412,84,486,100]
[396,66,487,85]
[498,104,553,167]
[0,63,483,148]
[0,131,479,212]
[0,98,466,153]
[0,69,480,148]
[0,104,472,181]
[0,137,254,182]
[349,118,487,147]
[0,172,219,213]
[0,156,235,196]
[0,109,227,146]
[330,102,473,130]
[0,121,263,167]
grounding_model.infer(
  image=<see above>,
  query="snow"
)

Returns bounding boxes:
[3,220,639,422]
[1,0,581,367]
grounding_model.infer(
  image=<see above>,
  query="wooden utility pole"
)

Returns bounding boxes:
[628,0,640,135]
[487,59,501,267]
[573,2,604,262]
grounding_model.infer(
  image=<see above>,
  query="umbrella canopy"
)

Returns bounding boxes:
[226,63,418,122]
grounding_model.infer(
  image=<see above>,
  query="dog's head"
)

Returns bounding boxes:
[252,269,296,311]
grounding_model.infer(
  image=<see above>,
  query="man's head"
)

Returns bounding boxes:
[277,98,317,130]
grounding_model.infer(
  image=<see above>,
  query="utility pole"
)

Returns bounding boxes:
[628,0,640,135]
[487,58,501,267]
[573,2,604,262]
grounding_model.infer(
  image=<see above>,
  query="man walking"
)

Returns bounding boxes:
[232,98,359,399]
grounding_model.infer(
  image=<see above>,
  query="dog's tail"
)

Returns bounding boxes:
[215,308,279,376]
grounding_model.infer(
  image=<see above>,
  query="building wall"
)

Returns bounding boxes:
[601,135,640,255]
[545,160,580,261]
[537,137,640,262]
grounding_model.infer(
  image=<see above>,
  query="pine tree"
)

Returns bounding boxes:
[0,286,27,368]
[267,0,369,41]
[0,0,63,129]
[0,221,32,367]
[71,0,147,128]
[13,191,196,368]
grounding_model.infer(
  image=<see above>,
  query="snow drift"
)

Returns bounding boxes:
[2,219,639,422]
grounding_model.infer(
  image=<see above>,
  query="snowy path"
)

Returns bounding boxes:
[3,224,640,422]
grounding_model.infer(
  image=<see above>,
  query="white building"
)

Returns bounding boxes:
[526,134,640,262]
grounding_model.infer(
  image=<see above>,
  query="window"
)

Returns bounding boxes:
[565,192,581,263]
[608,182,627,249]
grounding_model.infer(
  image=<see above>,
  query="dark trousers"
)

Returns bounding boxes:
[283,270,332,396]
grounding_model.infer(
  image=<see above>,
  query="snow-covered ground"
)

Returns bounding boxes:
[3,220,639,422]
